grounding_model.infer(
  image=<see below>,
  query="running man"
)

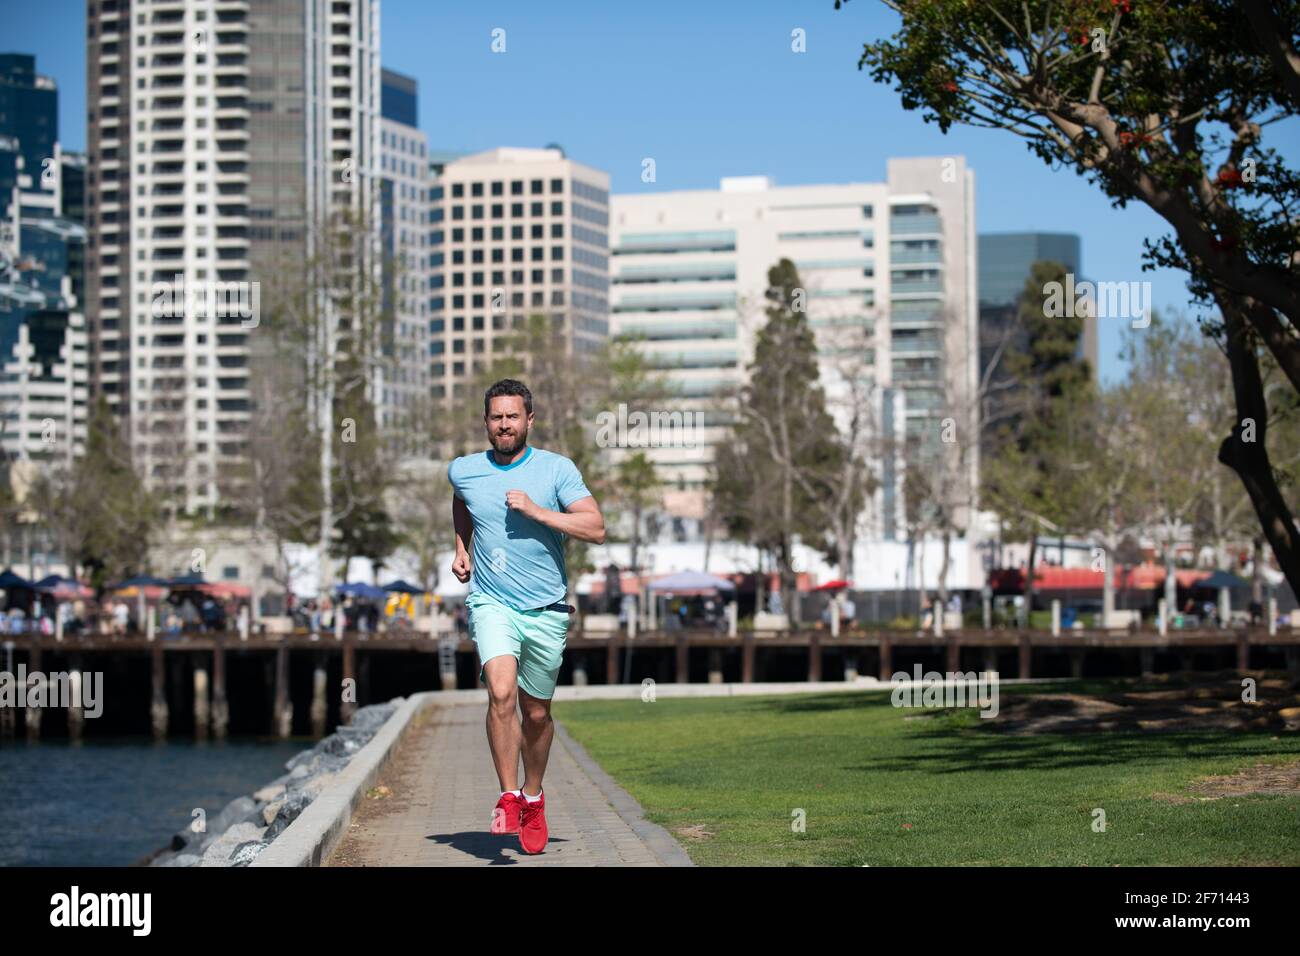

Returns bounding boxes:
[448,379,605,855]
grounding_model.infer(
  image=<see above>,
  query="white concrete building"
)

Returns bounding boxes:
[609,157,978,542]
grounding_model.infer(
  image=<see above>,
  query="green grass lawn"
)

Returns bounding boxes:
[553,680,1300,866]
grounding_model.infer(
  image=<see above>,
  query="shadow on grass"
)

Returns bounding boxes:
[852,728,1292,775]
[736,685,1300,776]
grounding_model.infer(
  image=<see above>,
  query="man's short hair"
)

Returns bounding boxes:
[484,378,533,416]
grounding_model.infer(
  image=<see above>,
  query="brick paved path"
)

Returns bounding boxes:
[326,699,692,867]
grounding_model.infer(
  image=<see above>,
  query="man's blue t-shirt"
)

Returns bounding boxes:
[448,446,592,611]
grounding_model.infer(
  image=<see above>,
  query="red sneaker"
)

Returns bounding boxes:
[490,792,521,834]
[518,788,548,854]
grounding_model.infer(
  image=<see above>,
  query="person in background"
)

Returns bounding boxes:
[200,596,222,632]
[840,593,857,630]
[177,597,200,633]
[767,589,784,616]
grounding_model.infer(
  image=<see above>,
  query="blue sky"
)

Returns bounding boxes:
[7,0,1298,383]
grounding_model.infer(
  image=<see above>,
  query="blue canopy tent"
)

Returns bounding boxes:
[0,568,35,614]
[336,582,387,601]
[1195,570,1249,590]
[0,568,32,590]
[167,573,208,588]
[382,580,426,595]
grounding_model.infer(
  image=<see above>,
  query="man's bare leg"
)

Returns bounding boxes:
[519,688,554,796]
[483,656,521,791]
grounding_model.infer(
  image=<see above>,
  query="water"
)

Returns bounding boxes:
[0,736,312,866]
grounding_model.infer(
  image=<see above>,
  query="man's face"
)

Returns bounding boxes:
[485,395,532,456]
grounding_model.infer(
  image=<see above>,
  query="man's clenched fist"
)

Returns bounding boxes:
[505,489,539,520]
[452,551,471,583]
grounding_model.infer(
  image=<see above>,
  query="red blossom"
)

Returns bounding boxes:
[1118,129,1152,149]
[1216,167,1244,189]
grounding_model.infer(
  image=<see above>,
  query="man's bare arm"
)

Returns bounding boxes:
[505,492,605,545]
[452,493,474,582]
[453,493,474,550]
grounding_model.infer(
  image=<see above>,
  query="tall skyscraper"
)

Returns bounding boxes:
[428,147,610,403]
[609,157,977,539]
[84,0,380,514]
[977,231,1096,380]
[0,53,58,209]
[377,67,430,429]
[0,53,88,470]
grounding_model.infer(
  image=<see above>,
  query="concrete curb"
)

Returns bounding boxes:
[552,719,695,867]
[544,675,1065,701]
[251,692,436,867]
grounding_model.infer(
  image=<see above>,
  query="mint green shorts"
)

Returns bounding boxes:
[466,590,570,700]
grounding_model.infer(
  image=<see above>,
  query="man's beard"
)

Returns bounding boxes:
[490,425,528,458]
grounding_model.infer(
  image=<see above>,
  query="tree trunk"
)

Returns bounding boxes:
[702,508,713,574]
[1025,535,1038,625]
[779,540,796,624]
[1102,540,1116,624]
[1164,541,1177,620]
[1252,536,1264,605]
[937,528,951,609]
[1216,296,1300,598]
[630,502,642,574]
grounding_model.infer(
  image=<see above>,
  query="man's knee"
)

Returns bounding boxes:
[483,656,518,714]
[486,677,517,715]
[520,697,551,728]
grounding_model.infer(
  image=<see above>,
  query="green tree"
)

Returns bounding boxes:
[611,451,661,574]
[330,357,398,582]
[846,0,1300,600]
[43,398,158,589]
[982,260,1097,611]
[715,259,849,618]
